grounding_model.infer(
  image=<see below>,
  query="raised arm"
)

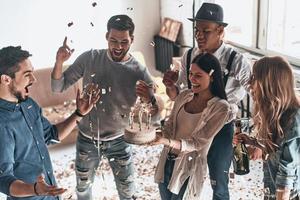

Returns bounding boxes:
[51,37,74,80]
[163,70,179,101]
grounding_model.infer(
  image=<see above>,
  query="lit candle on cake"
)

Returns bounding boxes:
[129,110,134,129]
[138,109,143,131]
[148,113,151,129]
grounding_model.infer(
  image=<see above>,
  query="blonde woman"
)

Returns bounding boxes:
[151,53,232,200]
[236,56,300,200]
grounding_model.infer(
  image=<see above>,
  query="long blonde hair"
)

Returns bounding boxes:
[252,56,299,152]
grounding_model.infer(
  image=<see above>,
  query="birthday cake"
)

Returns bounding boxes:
[124,100,157,145]
[124,124,156,145]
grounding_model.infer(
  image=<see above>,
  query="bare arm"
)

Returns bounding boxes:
[9,180,35,197]
[56,84,100,141]
[55,112,82,141]
[9,175,65,197]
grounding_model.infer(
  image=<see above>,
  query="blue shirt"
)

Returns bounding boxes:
[264,109,300,198]
[0,98,59,200]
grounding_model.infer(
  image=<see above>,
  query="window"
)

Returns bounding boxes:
[211,0,300,65]
[214,0,255,47]
[267,0,300,60]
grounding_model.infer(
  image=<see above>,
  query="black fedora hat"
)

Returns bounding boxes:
[188,3,228,27]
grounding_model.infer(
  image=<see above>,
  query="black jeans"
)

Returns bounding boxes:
[158,155,189,200]
[207,122,234,200]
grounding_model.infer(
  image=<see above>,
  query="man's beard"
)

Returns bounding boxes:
[10,84,28,102]
[110,48,129,62]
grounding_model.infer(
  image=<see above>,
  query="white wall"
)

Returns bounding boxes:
[160,0,204,54]
[0,0,160,75]
[160,0,195,51]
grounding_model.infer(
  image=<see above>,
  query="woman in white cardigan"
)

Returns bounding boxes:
[151,53,233,200]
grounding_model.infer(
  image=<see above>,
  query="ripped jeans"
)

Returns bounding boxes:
[75,133,135,200]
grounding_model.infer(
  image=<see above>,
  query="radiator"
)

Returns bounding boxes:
[154,35,175,73]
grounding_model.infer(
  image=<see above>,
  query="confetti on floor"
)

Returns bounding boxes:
[46,143,264,200]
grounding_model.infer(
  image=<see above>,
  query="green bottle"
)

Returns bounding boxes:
[233,119,250,175]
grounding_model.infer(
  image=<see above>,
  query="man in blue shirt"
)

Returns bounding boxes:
[0,46,100,199]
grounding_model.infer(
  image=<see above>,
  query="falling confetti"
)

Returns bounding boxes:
[90,73,96,77]
[92,2,97,7]
[127,7,133,11]
[178,4,183,7]
[108,87,112,92]
[150,41,155,47]
[70,40,73,43]
[101,88,106,94]
[170,64,175,70]
[90,22,94,27]
[67,22,74,27]
[109,158,115,161]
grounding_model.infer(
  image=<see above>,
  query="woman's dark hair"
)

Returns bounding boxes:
[107,15,135,36]
[0,46,31,78]
[191,53,227,100]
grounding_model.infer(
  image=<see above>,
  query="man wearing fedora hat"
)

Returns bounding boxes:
[163,2,252,200]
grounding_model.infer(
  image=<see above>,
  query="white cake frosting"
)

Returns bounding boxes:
[124,124,156,145]
[124,97,157,145]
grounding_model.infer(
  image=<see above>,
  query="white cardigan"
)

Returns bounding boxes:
[154,90,233,199]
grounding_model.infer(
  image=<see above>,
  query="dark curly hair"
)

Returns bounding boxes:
[107,15,135,36]
[0,46,31,78]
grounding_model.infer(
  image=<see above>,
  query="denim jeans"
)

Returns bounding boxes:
[158,155,189,200]
[75,133,135,200]
[207,122,234,200]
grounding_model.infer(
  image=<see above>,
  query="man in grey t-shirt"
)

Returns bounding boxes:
[51,15,157,200]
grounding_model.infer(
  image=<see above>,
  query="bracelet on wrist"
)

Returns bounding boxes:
[33,182,39,196]
[74,109,85,117]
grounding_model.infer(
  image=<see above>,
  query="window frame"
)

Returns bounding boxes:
[220,0,300,67]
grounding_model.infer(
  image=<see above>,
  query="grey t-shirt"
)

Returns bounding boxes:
[51,49,153,140]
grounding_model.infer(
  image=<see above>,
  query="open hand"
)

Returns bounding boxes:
[162,70,178,88]
[76,83,100,116]
[34,174,66,196]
